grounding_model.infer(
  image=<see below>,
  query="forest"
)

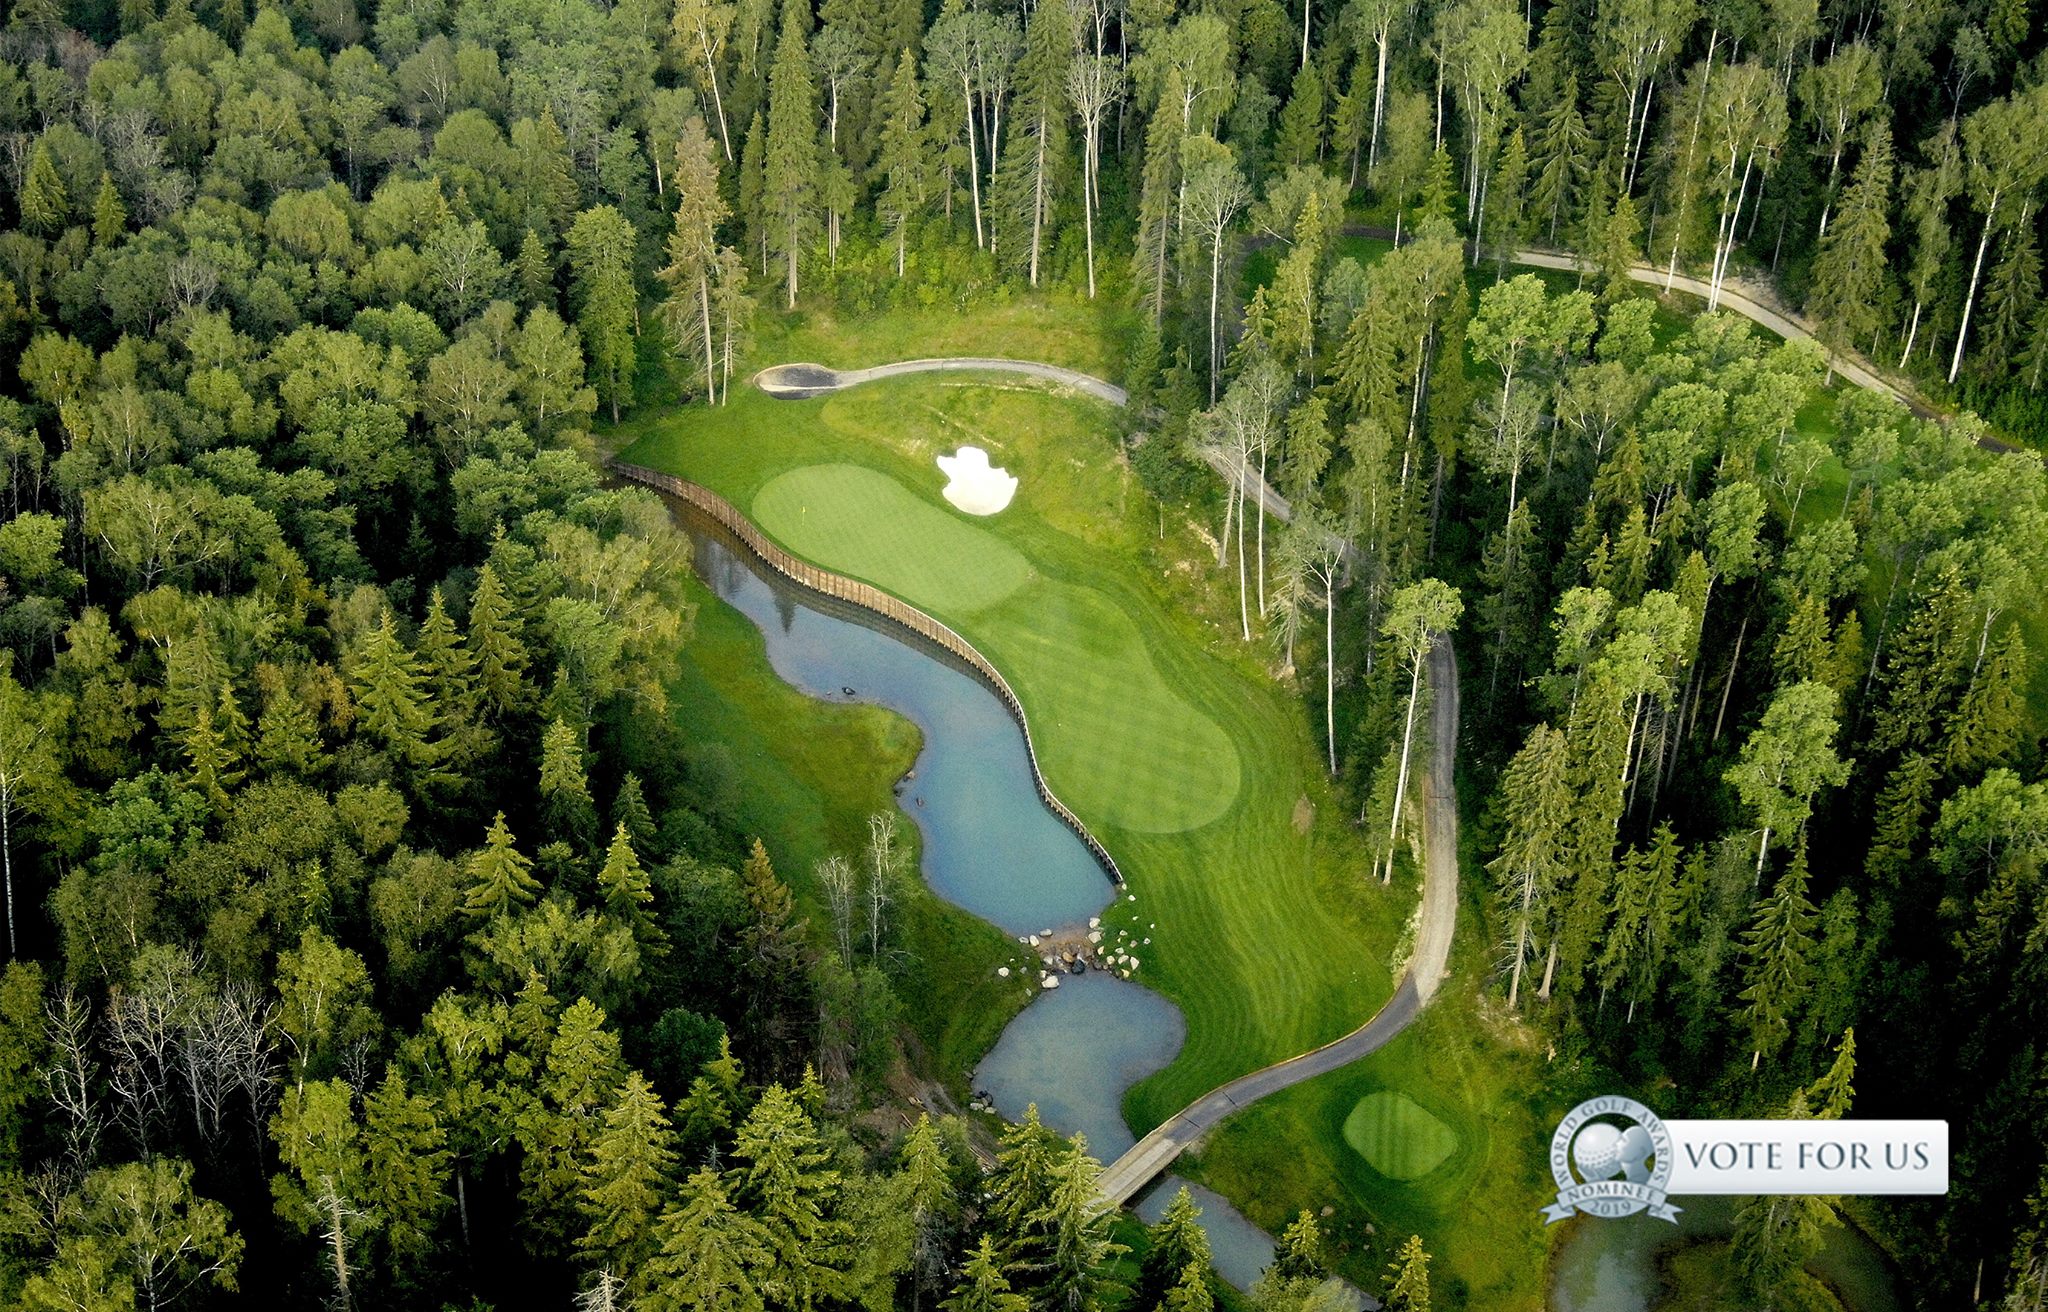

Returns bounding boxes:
[0,0,2045,1301]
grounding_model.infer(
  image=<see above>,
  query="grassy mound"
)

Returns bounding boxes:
[1342,1090,1460,1181]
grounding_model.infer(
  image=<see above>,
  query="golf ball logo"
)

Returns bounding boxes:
[1542,1096,1681,1224]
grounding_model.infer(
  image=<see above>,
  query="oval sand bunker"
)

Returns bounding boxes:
[937,445,1018,515]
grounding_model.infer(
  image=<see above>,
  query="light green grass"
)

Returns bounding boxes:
[619,340,1407,1129]
[1342,1090,1461,1181]
[754,464,1036,614]
[670,564,1029,1078]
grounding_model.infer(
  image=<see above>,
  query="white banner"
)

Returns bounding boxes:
[1661,1120,1948,1195]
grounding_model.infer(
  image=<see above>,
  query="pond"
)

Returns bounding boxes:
[683,512,1280,1290]
[1547,1194,1903,1312]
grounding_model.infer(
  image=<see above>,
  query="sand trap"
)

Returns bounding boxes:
[936,445,1019,515]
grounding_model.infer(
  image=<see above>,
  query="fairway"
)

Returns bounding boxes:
[1343,1090,1459,1181]
[754,464,1035,615]
[615,335,1408,1133]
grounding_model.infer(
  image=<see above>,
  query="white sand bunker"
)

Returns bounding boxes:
[936,445,1019,515]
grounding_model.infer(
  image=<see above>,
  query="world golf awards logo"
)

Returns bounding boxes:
[1542,1096,1681,1224]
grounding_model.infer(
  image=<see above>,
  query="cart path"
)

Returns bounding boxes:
[1094,637,1460,1206]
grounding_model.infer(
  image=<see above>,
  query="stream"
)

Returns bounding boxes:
[684,515,1279,1290]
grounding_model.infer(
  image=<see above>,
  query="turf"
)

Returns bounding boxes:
[618,322,1408,1131]
[754,464,1036,615]
[1342,1090,1461,1181]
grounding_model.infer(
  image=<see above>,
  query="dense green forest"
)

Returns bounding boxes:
[1,0,2047,1302]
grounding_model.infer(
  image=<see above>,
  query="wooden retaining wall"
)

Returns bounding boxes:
[614,460,1126,887]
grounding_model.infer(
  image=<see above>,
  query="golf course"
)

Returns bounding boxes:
[616,303,1415,1134]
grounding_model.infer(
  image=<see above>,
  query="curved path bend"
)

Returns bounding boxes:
[756,357,1128,405]
[1095,639,1460,1206]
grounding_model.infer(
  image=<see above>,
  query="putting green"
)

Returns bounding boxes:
[754,464,1033,615]
[755,462,1238,833]
[1342,1090,1459,1181]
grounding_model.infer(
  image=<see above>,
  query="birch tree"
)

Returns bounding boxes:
[1379,579,1462,884]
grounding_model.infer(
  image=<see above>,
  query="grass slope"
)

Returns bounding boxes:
[621,324,1407,1130]
[671,565,1028,1077]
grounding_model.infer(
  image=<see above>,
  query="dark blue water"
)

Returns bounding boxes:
[687,521,1278,1291]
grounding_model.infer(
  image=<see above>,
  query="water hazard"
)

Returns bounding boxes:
[684,515,1278,1290]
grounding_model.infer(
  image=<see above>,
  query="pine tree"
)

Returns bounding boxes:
[944,1234,1030,1312]
[1737,842,1819,1070]
[900,1113,957,1311]
[875,48,928,277]
[1806,123,1894,368]
[730,1083,850,1306]
[19,144,68,237]
[1132,72,1186,324]
[645,1168,772,1312]
[579,1072,678,1280]
[254,674,329,777]
[467,563,531,716]
[1134,1186,1212,1309]
[516,229,555,308]
[1384,1234,1432,1312]
[463,811,542,919]
[597,823,663,954]
[1944,626,2029,774]
[565,206,639,422]
[763,0,820,307]
[349,610,439,767]
[659,117,735,405]
[539,718,597,847]
[1034,1138,1125,1312]
[91,173,126,248]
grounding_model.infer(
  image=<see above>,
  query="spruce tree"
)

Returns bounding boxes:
[539,717,597,847]
[565,206,639,422]
[1033,1137,1125,1312]
[875,48,927,277]
[659,117,733,405]
[1163,1262,1214,1312]
[597,823,663,954]
[1944,626,2029,774]
[1737,842,1820,1070]
[18,144,67,237]
[730,1083,850,1306]
[255,675,329,777]
[944,1235,1030,1312]
[645,1168,772,1312]
[1385,1234,1432,1312]
[1806,123,1894,368]
[1134,1185,1212,1309]
[578,1072,678,1281]
[763,0,820,307]
[900,1113,957,1311]
[516,228,555,308]
[1530,75,1591,244]
[90,172,125,248]
[463,811,542,919]
[467,563,531,716]
[349,610,439,767]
